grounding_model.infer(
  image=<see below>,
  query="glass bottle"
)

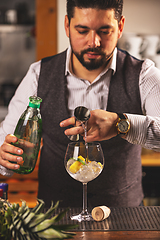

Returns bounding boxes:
[11,96,42,174]
[0,183,8,199]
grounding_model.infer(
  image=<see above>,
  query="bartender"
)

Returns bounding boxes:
[0,0,160,208]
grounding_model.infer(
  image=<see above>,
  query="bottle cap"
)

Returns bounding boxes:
[91,206,111,221]
[29,96,42,108]
[0,188,3,197]
[0,183,8,192]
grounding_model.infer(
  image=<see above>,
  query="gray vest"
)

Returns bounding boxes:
[37,49,144,208]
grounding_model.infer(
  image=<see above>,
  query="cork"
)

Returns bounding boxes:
[91,206,111,221]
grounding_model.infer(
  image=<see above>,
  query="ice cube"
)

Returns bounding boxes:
[75,161,102,183]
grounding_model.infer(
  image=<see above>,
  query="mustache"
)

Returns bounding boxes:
[81,48,105,55]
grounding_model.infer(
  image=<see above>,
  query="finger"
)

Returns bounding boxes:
[0,158,23,170]
[0,157,21,170]
[64,126,84,136]
[1,149,23,162]
[0,141,23,169]
[84,135,99,142]
[18,139,35,148]
[0,150,23,170]
[1,141,23,156]
[5,134,18,143]
[60,117,75,127]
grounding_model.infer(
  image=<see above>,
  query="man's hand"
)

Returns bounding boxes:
[60,109,119,142]
[0,134,23,170]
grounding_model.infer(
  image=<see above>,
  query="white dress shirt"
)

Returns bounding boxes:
[1,47,160,176]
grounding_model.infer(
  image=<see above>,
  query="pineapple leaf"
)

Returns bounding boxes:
[10,202,29,231]
[5,207,13,225]
[10,216,20,232]
[51,208,69,223]
[11,228,16,239]
[29,201,59,228]
[12,203,20,211]
[10,212,19,231]
[23,211,36,225]
[36,227,73,239]
[31,199,45,215]
[21,208,31,220]
[31,232,41,240]
[28,212,45,228]
[23,234,31,240]
[15,231,23,240]
[31,206,68,232]
[0,198,78,240]
[9,208,30,232]
[20,200,27,209]
[31,216,62,233]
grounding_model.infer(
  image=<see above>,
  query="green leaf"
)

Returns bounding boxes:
[28,212,45,228]
[29,201,59,228]
[10,212,19,231]
[21,208,31,220]
[20,200,27,210]
[31,199,45,215]
[10,201,29,231]
[31,217,58,233]
[23,212,36,225]
[36,227,73,239]
[53,208,70,223]
[12,203,20,211]
[0,198,77,240]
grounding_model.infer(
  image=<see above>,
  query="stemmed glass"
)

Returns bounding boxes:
[64,141,104,222]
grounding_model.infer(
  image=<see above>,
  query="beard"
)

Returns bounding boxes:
[71,45,113,71]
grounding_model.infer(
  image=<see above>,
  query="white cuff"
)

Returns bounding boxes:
[0,165,14,177]
[125,114,147,146]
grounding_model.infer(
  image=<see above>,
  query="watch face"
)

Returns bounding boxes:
[118,120,129,133]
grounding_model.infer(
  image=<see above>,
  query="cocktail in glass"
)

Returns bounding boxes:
[64,141,104,222]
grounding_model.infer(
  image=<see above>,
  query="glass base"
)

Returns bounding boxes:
[70,211,93,222]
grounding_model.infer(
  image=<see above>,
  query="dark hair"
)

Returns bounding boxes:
[66,0,123,23]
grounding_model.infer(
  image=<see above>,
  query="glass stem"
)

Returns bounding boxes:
[82,183,88,213]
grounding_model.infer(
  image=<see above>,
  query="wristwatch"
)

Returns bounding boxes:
[116,113,130,136]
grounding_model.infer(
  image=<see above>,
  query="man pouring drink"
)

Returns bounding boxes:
[0,0,160,208]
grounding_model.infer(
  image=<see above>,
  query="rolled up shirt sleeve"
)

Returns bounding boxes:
[126,59,160,152]
[126,114,160,151]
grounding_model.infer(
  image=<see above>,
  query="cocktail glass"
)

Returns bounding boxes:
[64,141,104,222]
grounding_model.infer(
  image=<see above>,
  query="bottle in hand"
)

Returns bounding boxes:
[11,96,42,174]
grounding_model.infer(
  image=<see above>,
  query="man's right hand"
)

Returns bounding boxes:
[0,134,23,170]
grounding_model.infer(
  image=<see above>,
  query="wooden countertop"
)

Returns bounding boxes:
[73,231,160,240]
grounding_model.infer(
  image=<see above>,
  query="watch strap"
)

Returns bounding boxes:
[117,113,126,120]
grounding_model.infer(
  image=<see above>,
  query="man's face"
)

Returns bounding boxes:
[65,7,124,71]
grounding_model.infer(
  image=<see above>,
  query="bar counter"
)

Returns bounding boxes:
[73,231,160,239]
[54,206,160,240]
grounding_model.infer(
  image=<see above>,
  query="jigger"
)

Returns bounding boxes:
[68,106,90,141]
[74,106,90,122]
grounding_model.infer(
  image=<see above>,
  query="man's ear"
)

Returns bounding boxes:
[118,16,125,39]
[65,15,70,38]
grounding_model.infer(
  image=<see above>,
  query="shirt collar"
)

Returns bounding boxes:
[65,45,117,77]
